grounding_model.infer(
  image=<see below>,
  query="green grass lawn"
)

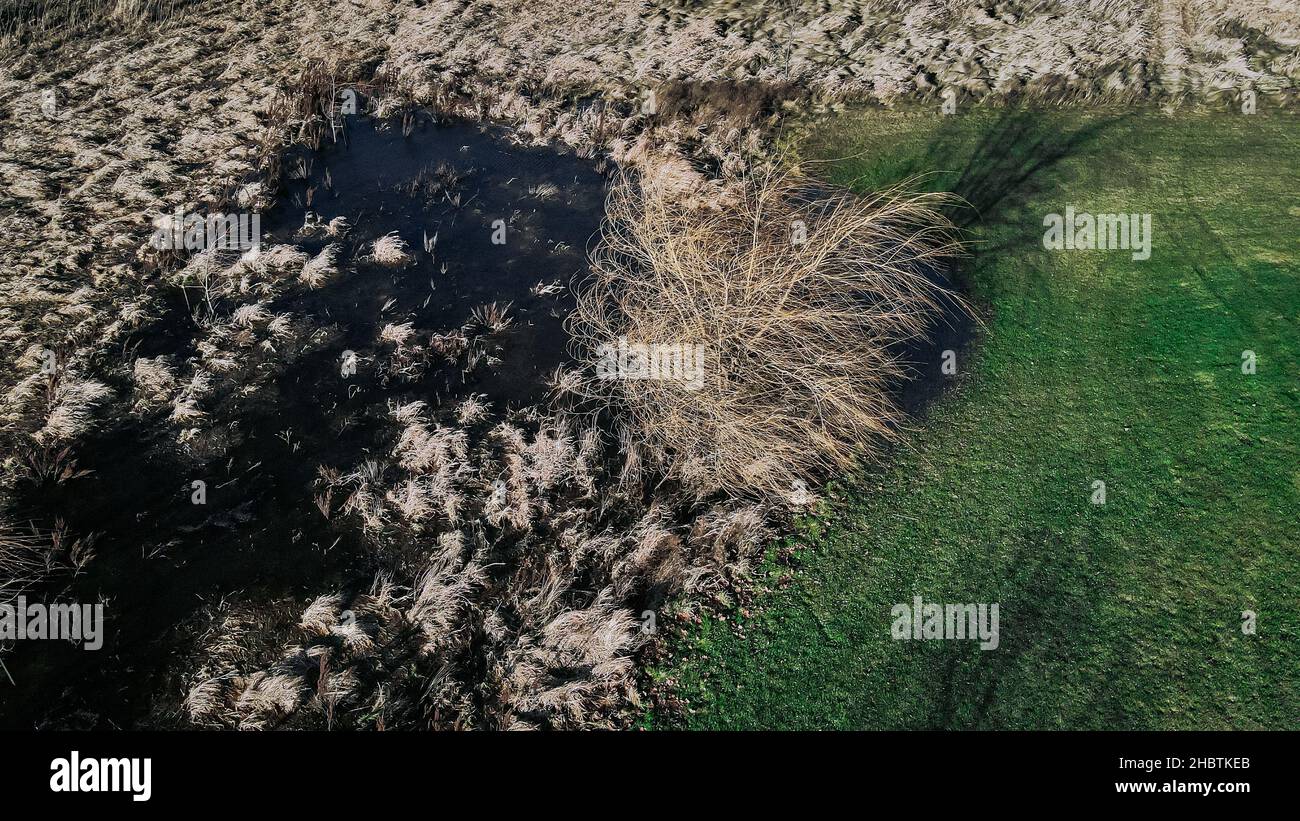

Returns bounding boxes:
[652,106,1300,730]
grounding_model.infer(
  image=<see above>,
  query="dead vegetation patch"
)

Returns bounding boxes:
[571,167,964,498]
[1,0,1296,730]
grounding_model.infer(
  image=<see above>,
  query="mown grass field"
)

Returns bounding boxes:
[652,105,1300,729]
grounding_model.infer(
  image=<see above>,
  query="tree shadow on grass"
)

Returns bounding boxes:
[823,107,1132,728]
[886,106,1128,417]
[904,109,1131,728]
[942,107,1125,229]
[927,528,1118,729]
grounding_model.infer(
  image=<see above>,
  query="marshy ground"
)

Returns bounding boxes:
[1,111,609,727]
[1,1,1297,731]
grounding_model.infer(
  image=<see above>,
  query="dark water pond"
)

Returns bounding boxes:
[0,111,609,728]
[0,107,974,728]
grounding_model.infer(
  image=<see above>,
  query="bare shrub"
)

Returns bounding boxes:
[570,167,964,498]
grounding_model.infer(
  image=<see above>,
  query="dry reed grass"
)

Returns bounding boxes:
[9,0,1296,731]
[571,167,964,497]
[0,0,189,47]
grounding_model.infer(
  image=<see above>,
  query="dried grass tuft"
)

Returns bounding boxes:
[370,232,413,267]
[571,166,964,497]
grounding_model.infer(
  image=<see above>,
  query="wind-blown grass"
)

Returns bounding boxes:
[0,0,189,45]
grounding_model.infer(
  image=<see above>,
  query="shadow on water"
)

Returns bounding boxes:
[0,112,608,728]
